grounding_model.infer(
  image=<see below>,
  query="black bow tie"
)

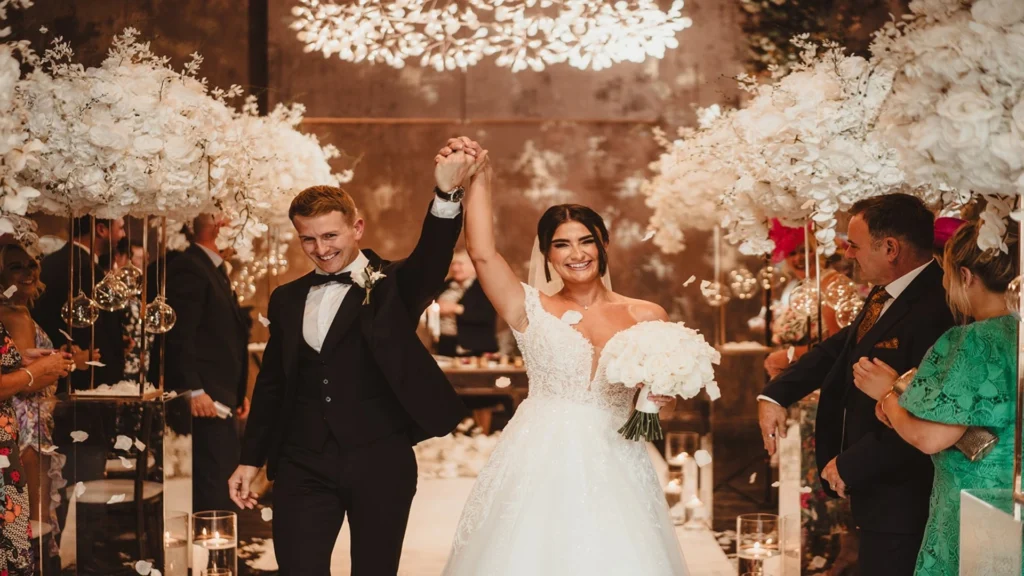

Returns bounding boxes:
[310,272,353,287]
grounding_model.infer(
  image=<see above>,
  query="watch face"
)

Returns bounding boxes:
[451,187,465,202]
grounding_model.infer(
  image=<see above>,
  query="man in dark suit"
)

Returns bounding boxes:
[229,148,474,575]
[758,193,954,576]
[34,216,127,388]
[164,214,250,513]
[436,250,499,356]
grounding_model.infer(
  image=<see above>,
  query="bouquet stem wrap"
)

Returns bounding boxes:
[618,384,664,441]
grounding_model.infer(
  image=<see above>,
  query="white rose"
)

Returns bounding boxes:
[936,89,1002,125]
[972,0,1024,27]
[133,135,164,156]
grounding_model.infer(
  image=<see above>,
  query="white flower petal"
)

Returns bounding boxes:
[561,310,583,326]
[120,456,135,470]
[787,347,795,362]
[70,430,89,443]
[59,329,74,343]
[85,360,106,367]
[771,480,781,488]
[799,485,813,494]
[748,472,757,484]
[257,313,270,327]
[641,229,656,242]
[74,482,86,498]
[694,449,712,468]
[107,494,126,504]
[114,435,133,451]
[2,285,16,299]
[134,438,146,451]
[682,275,697,287]
[261,507,274,521]
[494,377,511,388]
[0,455,10,469]
[41,445,58,455]
[135,560,153,575]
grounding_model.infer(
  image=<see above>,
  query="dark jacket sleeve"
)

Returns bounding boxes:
[163,257,209,393]
[762,326,851,407]
[240,289,285,467]
[394,199,464,318]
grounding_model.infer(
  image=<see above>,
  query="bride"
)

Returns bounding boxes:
[439,137,689,575]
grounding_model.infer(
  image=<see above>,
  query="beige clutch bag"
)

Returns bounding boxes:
[891,368,998,462]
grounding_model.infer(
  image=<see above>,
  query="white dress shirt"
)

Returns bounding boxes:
[302,198,462,353]
[758,260,934,406]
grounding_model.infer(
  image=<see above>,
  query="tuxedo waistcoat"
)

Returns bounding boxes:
[287,328,413,451]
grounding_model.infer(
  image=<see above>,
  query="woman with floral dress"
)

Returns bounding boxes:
[0,319,73,573]
[0,242,85,566]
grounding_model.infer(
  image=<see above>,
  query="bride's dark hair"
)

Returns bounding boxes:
[537,204,610,282]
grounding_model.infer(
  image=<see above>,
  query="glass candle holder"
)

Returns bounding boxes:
[164,511,189,576]
[193,511,237,576]
[202,569,233,576]
[664,469,685,526]
[736,513,781,575]
[664,431,700,469]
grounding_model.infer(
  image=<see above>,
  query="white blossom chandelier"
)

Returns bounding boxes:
[290,0,692,72]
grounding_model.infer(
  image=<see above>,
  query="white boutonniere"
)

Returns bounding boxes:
[351,262,387,305]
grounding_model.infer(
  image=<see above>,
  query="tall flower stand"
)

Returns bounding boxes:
[35,392,191,574]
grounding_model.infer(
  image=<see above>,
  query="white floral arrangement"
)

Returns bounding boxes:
[19,29,239,220]
[641,107,738,254]
[601,320,721,441]
[0,40,43,236]
[720,39,906,257]
[871,0,1024,252]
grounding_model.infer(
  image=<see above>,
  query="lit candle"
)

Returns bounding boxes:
[427,301,441,341]
[197,530,235,549]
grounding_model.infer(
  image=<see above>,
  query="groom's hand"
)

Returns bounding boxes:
[434,137,481,191]
[228,465,260,510]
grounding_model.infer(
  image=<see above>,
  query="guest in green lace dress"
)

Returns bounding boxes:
[853,221,1018,576]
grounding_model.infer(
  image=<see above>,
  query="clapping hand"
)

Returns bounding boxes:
[852,357,898,401]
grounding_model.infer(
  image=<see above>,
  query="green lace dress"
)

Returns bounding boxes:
[898,315,1018,576]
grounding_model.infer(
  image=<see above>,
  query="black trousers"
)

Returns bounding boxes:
[272,433,418,576]
[858,529,923,576]
[192,417,240,512]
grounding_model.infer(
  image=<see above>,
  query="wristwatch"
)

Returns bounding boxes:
[434,185,465,203]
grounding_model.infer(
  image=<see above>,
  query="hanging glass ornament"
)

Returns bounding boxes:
[835,297,865,328]
[94,273,131,312]
[144,296,177,334]
[61,291,100,328]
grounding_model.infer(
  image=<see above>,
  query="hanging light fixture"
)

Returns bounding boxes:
[290,0,692,72]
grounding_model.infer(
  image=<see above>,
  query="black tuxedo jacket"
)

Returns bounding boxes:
[448,279,499,354]
[241,202,467,477]
[34,243,126,387]
[762,261,954,533]
[164,244,250,408]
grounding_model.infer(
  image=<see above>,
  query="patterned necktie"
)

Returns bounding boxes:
[856,287,892,343]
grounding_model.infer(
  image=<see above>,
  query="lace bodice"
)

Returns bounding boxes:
[512,283,635,419]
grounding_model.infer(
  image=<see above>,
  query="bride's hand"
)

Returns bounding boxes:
[648,393,675,409]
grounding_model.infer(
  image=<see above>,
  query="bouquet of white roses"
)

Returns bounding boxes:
[602,320,721,441]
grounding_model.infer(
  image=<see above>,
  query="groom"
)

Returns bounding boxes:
[229,149,477,574]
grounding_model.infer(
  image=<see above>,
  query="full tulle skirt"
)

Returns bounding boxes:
[442,397,689,576]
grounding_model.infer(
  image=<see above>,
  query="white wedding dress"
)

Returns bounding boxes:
[442,284,689,575]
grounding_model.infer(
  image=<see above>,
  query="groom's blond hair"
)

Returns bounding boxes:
[289,185,358,224]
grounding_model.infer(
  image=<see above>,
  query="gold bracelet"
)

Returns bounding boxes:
[881,386,897,405]
[20,367,34,388]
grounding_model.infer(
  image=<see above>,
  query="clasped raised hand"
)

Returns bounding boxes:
[434,137,489,191]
